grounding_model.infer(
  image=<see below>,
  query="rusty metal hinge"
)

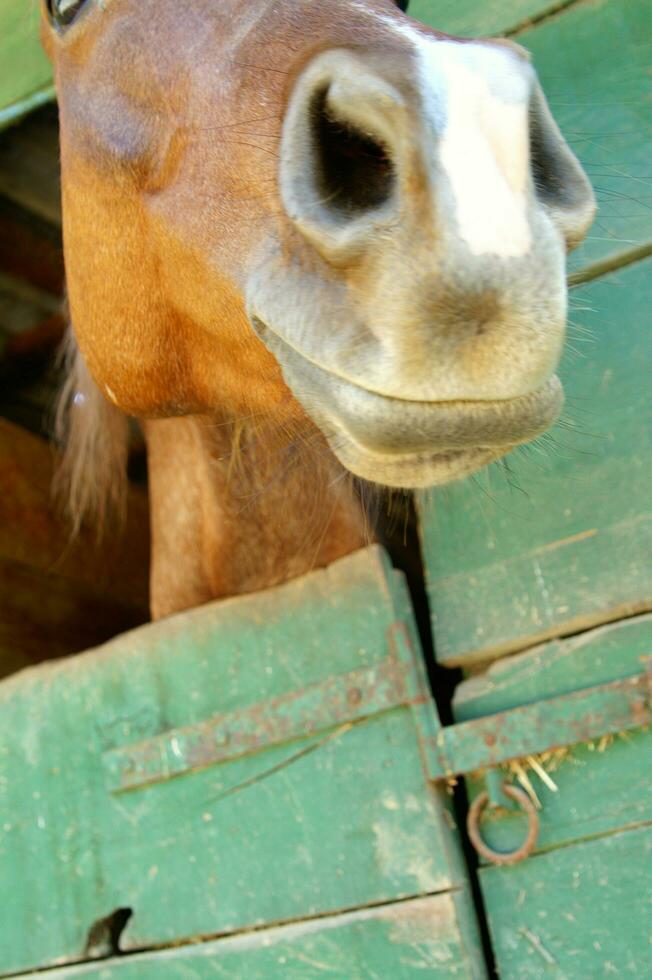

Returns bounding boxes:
[103,628,428,794]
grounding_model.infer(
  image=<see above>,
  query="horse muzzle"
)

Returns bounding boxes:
[251,316,562,488]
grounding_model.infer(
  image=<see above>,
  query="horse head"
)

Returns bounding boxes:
[42,0,595,606]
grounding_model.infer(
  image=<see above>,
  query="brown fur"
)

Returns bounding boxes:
[44,0,593,617]
[46,1,385,613]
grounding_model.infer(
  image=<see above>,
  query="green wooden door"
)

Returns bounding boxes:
[0,547,485,978]
[416,1,652,975]
[453,615,652,976]
[2,1,650,976]
[419,0,652,666]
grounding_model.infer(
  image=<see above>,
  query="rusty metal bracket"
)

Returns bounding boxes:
[103,643,425,794]
[103,616,650,870]
[425,658,652,783]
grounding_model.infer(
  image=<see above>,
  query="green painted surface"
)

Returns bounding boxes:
[0,546,481,977]
[480,825,652,977]
[0,1,53,128]
[0,83,55,130]
[453,616,652,976]
[419,257,652,665]
[409,0,556,37]
[520,0,652,273]
[454,615,652,857]
[101,648,413,792]
[454,614,652,718]
[13,894,486,979]
[469,723,651,858]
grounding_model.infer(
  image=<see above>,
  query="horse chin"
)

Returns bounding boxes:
[324,441,507,490]
[251,315,563,489]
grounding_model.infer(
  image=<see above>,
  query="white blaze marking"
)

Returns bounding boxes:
[416,40,532,258]
[350,4,533,257]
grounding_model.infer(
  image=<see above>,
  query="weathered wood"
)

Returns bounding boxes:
[419,257,652,666]
[11,894,486,980]
[454,613,652,718]
[0,104,61,225]
[432,673,651,779]
[0,193,64,296]
[410,0,558,37]
[0,547,483,976]
[454,614,652,855]
[451,613,652,976]
[0,0,54,128]
[480,825,652,977]
[0,418,149,674]
[519,0,652,274]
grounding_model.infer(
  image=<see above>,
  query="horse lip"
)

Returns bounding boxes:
[251,314,563,452]
[333,375,563,454]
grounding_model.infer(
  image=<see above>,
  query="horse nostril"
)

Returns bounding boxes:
[530,108,568,206]
[310,88,395,215]
[528,83,596,249]
[280,51,405,257]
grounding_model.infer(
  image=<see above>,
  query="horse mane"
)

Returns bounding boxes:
[54,328,129,537]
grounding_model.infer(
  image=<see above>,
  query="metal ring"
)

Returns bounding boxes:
[467,783,540,866]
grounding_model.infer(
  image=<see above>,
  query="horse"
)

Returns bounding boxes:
[41,0,595,619]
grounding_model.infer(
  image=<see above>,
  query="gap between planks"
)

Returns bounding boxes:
[1,889,468,979]
[506,0,590,37]
[440,598,652,669]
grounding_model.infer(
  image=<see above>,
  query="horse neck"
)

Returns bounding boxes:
[144,414,369,619]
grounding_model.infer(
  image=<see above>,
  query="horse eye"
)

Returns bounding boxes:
[395,0,409,10]
[47,0,88,27]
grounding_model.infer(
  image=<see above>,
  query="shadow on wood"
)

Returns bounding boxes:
[0,417,150,678]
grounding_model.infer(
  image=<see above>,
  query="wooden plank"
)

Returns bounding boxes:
[419,257,652,665]
[466,723,651,858]
[0,419,149,674]
[519,0,652,273]
[479,825,652,977]
[12,894,486,980]
[0,547,476,976]
[0,194,64,296]
[0,0,53,127]
[454,614,652,719]
[102,650,416,792]
[453,615,652,854]
[425,513,652,664]
[409,1,557,37]
[0,104,61,225]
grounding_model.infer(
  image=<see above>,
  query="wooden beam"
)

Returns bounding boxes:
[0,418,150,676]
